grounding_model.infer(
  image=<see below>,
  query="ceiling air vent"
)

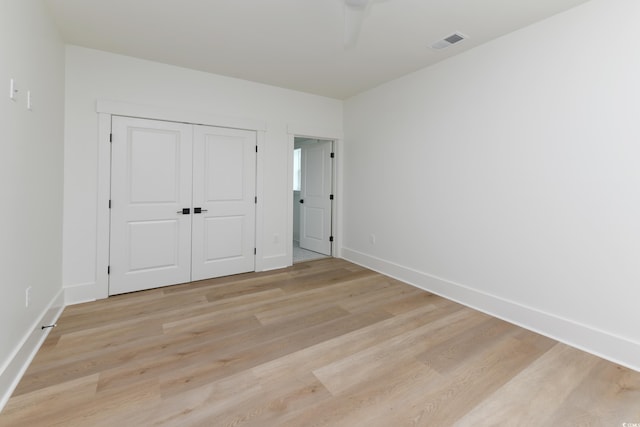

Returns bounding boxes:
[431,33,466,50]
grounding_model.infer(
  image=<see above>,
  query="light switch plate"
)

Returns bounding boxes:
[9,78,17,101]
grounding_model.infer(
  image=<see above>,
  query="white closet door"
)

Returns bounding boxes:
[299,140,333,255]
[109,117,193,295]
[191,125,256,281]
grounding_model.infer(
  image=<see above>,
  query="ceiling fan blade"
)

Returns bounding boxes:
[344,1,368,47]
[345,0,369,8]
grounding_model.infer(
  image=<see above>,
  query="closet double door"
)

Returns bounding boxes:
[109,116,256,295]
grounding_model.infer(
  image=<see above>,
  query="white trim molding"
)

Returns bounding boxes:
[95,112,111,302]
[287,124,343,141]
[261,254,290,272]
[342,247,640,372]
[64,282,98,306]
[0,289,65,412]
[91,100,268,301]
[97,100,267,132]
[254,130,266,273]
[287,124,344,266]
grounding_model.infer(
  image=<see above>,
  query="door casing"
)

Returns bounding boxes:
[298,139,333,256]
[286,125,343,267]
[91,101,342,302]
[94,100,266,301]
[108,117,257,295]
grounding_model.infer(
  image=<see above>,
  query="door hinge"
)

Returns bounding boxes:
[255,145,258,153]
[329,194,334,200]
[108,199,111,209]
[254,248,257,255]
[329,236,334,242]
[330,152,335,158]
[109,133,113,143]
[107,265,110,275]
[255,196,257,204]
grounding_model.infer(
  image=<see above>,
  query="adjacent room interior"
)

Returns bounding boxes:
[293,137,333,264]
[2,0,640,424]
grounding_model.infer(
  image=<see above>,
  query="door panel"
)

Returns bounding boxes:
[109,117,193,295]
[205,137,245,201]
[128,220,180,271]
[129,130,180,202]
[192,125,256,281]
[300,141,332,255]
[303,208,324,240]
[204,216,244,260]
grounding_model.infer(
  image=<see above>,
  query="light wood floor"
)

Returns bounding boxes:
[1,258,639,426]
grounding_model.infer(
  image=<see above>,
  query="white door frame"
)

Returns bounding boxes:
[298,139,333,256]
[286,125,343,266]
[95,100,267,299]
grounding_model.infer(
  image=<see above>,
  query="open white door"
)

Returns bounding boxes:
[109,117,193,295]
[299,140,333,255]
[191,125,256,281]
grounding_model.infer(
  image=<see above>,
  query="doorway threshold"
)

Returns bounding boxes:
[293,240,329,263]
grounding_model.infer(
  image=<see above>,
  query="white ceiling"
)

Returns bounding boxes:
[43,0,592,99]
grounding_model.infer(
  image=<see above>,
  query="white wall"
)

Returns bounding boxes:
[63,46,343,299]
[0,0,65,408]
[343,0,640,369]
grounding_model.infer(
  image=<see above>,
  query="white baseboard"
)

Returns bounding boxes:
[260,253,290,272]
[64,262,295,306]
[0,288,65,413]
[341,247,640,372]
[64,281,98,306]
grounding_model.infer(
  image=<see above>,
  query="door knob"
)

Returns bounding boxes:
[194,207,208,214]
[299,199,304,204]
[177,208,190,214]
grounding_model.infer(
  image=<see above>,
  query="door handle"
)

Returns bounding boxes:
[299,199,304,204]
[177,208,190,214]
[194,207,208,214]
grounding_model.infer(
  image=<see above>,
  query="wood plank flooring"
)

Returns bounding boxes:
[1,258,639,426]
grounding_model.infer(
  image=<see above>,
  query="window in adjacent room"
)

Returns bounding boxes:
[293,148,301,191]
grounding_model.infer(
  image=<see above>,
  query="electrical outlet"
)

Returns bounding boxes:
[25,286,32,308]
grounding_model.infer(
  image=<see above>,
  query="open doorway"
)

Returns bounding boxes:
[293,137,334,263]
